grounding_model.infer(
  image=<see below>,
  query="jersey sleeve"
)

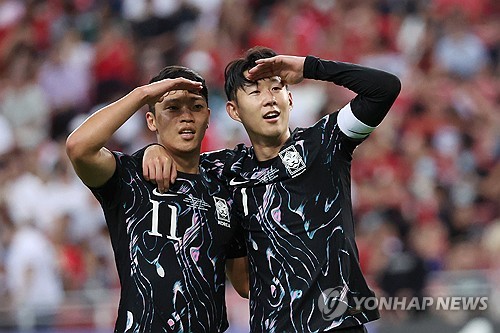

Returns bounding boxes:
[200,149,234,185]
[88,152,122,209]
[303,55,401,133]
[130,143,162,160]
[313,112,362,160]
[337,103,377,140]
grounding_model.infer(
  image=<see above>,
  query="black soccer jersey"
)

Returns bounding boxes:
[90,152,245,333]
[202,113,379,332]
[199,56,400,332]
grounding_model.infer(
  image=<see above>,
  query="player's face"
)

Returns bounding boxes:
[147,90,209,158]
[227,76,292,145]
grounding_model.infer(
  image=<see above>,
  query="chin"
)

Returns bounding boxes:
[180,144,202,154]
[263,127,287,138]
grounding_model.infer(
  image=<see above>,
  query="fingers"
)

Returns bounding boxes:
[247,63,275,81]
[154,158,168,193]
[248,55,305,85]
[150,78,203,104]
[147,156,174,193]
[254,57,278,65]
[247,56,285,81]
[248,57,276,73]
[143,158,155,182]
[142,145,174,193]
[155,158,177,193]
[169,163,177,186]
[168,77,203,92]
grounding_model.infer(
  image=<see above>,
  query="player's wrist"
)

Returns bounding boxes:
[145,143,167,152]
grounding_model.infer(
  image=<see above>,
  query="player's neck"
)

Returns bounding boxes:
[251,130,290,161]
[172,153,200,174]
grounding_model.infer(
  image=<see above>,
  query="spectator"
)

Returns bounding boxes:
[5,220,64,329]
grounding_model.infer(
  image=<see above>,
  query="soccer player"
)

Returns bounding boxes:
[66,66,248,332]
[142,47,401,332]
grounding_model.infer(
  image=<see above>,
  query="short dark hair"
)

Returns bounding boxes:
[224,46,277,102]
[148,65,208,114]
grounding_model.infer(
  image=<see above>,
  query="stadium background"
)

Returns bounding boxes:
[0,0,498,332]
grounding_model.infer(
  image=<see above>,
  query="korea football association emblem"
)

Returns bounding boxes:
[279,145,306,177]
[214,197,230,228]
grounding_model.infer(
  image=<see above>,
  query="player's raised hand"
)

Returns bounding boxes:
[143,144,177,193]
[141,77,203,106]
[247,55,306,85]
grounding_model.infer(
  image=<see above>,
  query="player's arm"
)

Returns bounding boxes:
[303,56,401,138]
[133,144,177,193]
[66,78,202,187]
[226,256,249,299]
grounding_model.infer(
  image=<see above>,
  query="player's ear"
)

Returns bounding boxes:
[206,108,211,129]
[288,90,293,111]
[146,111,158,132]
[226,101,242,123]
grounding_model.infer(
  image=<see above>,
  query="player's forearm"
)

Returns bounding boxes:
[66,88,148,162]
[303,56,401,126]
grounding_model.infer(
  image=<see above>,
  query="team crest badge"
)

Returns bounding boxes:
[279,145,306,177]
[213,197,230,228]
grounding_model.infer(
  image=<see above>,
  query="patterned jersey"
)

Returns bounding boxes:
[202,112,379,332]
[91,152,245,333]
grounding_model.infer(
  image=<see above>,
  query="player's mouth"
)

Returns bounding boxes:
[179,128,196,139]
[263,110,280,122]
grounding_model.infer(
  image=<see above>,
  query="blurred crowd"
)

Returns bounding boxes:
[0,0,498,330]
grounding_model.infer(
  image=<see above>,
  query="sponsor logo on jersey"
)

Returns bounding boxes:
[279,145,306,177]
[214,197,231,228]
[183,195,211,211]
[231,167,279,187]
[229,178,250,186]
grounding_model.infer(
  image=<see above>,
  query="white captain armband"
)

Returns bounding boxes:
[337,103,376,139]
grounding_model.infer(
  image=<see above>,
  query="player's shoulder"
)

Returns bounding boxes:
[112,151,140,169]
[200,145,249,165]
[201,148,230,163]
[290,112,340,140]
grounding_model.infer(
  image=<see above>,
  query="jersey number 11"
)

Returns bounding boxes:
[148,198,180,241]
